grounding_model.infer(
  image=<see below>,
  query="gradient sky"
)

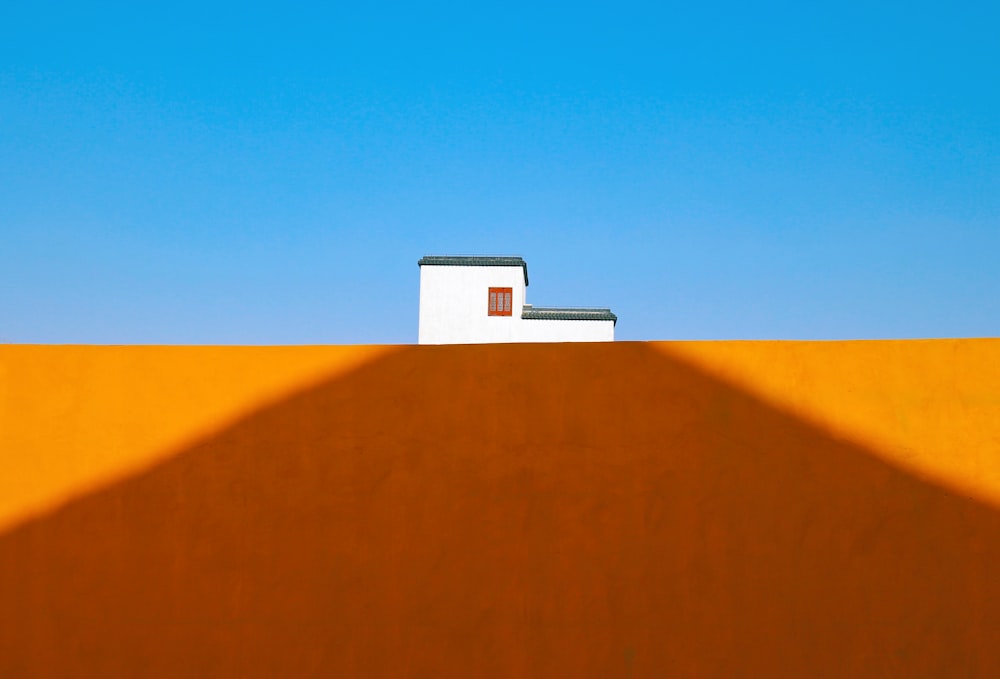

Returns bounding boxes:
[2,1,997,344]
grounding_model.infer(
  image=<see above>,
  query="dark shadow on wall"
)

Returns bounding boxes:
[1,343,998,678]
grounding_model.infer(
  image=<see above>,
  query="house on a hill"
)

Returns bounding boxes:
[417,255,616,344]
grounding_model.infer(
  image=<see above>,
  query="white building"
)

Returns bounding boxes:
[418,255,616,344]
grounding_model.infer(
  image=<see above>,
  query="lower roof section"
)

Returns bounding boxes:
[521,304,617,324]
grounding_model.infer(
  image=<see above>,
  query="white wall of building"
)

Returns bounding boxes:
[418,261,615,344]
[518,318,614,343]
[419,264,528,344]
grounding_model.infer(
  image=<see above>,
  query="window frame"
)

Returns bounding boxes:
[488,287,513,317]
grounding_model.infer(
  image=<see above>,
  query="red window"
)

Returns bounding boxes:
[488,287,513,316]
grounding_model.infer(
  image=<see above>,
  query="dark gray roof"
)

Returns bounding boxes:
[418,255,529,286]
[521,305,617,324]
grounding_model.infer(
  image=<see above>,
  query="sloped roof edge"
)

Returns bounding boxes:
[418,256,529,286]
[522,305,617,324]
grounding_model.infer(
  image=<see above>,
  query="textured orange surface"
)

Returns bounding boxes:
[0,344,396,532]
[1,340,999,677]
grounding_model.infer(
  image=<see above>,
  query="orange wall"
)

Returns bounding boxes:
[2,340,999,677]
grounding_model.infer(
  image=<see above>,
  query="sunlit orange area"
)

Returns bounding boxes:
[654,339,1000,505]
[2,340,1000,677]
[0,344,398,532]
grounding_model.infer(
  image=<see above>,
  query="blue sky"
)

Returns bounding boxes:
[2,1,997,343]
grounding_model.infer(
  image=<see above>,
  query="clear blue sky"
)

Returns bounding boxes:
[2,1,997,344]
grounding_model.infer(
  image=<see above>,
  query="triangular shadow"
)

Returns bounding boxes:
[1,342,998,677]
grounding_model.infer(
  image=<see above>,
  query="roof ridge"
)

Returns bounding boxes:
[522,306,617,325]
[418,255,529,286]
